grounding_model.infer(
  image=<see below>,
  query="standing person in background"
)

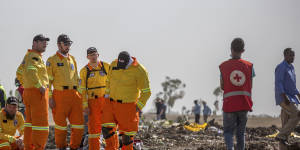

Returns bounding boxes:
[155,98,162,120]
[0,83,7,109]
[219,38,255,150]
[47,34,84,150]
[213,100,219,116]
[160,100,167,120]
[202,101,211,123]
[14,78,25,118]
[192,100,201,124]
[274,48,300,149]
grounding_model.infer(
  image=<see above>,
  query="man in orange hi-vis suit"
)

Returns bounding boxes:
[79,47,110,150]
[22,34,50,150]
[46,34,84,150]
[102,51,151,150]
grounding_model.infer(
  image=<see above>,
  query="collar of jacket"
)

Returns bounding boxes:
[28,49,42,56]
[131,57,138,66]
[56,51,70,60]
[87,61,102,70]
[283,60,294,69]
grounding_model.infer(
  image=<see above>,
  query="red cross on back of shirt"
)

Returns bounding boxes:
[234,74,242,82]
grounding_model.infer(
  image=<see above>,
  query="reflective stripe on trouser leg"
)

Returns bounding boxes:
[0,141,10,149]
[102,123,117,127]
[55,124,67,131]
[88,133,100,138]
[32,126,49,131]
[120,131,137,136]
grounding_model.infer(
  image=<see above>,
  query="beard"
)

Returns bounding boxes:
[5,110,16,120]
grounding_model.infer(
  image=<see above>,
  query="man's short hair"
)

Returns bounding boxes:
[231,38,245,52]
[283,48,294,56]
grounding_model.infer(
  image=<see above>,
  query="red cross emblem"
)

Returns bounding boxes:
[233,73,242,82]
[230,70,246,86]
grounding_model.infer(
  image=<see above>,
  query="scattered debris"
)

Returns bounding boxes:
[45,120,300,149]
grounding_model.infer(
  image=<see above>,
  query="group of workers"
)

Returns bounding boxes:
[0,34,298,150]
[0,33,151,150]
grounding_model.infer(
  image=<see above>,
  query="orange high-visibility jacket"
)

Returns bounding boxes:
[79,61,110,108]
[105,57,151,110]
[22,50,49,89]
[46,52,80,97]
[0,109,24,143]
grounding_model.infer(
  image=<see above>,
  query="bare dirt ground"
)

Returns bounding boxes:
[46,113,300,150]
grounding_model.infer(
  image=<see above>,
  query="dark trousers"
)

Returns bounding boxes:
[204,115,209,123]
[223,111,248,150]
[195,114,200,124]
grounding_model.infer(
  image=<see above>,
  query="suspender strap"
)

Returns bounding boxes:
[85,61,107,91]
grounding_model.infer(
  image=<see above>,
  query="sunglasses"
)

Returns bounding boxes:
[61,41,73,46]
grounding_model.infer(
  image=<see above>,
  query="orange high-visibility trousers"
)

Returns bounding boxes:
[102,98,139,150]
[87,97,104,150]
[52,89,84,149]
[23,88,49,150]
[0,140,18,150]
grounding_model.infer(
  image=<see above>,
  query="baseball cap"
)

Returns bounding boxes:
[87,47,98,55]
[57,34,73,44]
[6,97,18,105]
[33,34,50,42]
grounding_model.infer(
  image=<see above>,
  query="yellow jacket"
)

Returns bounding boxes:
[22,50,49,89]
[0,109,24,143]
[46,52,80,97]
[79,61,110,108]
[16,63,24,85]
[105,57,151,110]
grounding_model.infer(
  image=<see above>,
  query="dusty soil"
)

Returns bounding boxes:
[46,114,300,150]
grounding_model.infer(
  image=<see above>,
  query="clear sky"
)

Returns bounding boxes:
[0,0,299,116]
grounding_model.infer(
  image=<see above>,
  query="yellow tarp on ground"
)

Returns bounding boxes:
[266,130,279,138]
[184,123,207,132]
[266,130,300,138]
